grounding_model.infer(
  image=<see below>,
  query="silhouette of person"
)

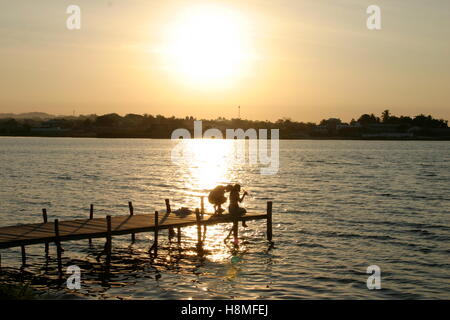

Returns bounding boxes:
[228,184,248,227]
[208,185,233,215]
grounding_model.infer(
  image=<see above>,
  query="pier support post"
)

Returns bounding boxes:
[54,219,63,275]
[177,227,181,244]
[42,208,49,255]
[195,208,202,247]
[88,204,94,245]
[154,211,159,251]
[165,199,171,213]
[267,201,273,242]
[128,202,135,243]
[106,215,112,267]
[200,197,207,239]
[150,211,159,256]
[200,197,204,216]
[21,245,26,266]
[166,199,175,240]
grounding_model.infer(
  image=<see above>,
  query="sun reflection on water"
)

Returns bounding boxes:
[173,139,243,264]
[183,139,234,190]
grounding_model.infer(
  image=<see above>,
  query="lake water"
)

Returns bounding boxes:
[0,137,449,299]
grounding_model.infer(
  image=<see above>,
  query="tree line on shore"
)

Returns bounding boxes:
[0,110,448,139]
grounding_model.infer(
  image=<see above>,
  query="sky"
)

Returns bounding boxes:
[0,0,449,122]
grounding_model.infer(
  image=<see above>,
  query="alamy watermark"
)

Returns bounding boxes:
[171,121,279,175]
[64,4,381,31]
[366,265,381,290]
[66,5,81,30]
[367,5,382,30]
[61,263,382,291]
[66,265,81,289]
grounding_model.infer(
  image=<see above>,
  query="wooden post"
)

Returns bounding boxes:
[195,208,202,246]
[42,208,49,255]
[152,211,159,256]
[267,201,273,242]
[154,211,159,245]
[200,196,206,239]
[200,197,204,216]
[21,245,26,266]
[166,199,175,240]
[177,227,181,244]
[42,208,48,223]
[88,204,94,245]
[165,199,171,213]
[106,215,112,266]
[128,202,135,243]
[54,219,62,275]
[128,201,134,215]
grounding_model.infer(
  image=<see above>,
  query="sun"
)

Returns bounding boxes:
[163,4,251,88]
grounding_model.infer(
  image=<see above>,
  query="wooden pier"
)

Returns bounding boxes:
[0,200,273,270]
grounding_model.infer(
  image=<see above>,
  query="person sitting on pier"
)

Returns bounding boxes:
[228,184,248,227]
[208,184,233,215]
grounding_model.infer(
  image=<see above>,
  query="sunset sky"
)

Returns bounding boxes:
[1,0,449,122]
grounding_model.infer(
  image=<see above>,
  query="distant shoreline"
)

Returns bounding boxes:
[1,134,449,141]
[2,111,449,141]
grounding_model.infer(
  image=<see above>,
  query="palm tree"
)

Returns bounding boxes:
[382,109,391,123]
